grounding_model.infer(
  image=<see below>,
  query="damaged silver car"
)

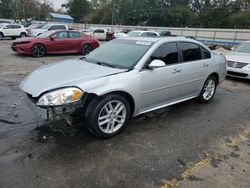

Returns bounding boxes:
[20,37,227,138]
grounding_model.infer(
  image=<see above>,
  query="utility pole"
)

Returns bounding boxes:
[111,0,115,27]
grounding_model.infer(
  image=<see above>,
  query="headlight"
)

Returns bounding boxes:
[37,87,83,106]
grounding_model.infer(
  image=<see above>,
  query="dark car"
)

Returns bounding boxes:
[12,30,99,57]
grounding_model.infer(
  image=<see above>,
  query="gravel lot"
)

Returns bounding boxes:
[0,39,250,188]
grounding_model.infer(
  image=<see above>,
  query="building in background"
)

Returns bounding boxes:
[47,13,74,23]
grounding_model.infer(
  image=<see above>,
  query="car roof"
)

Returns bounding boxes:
[119,36,205,45]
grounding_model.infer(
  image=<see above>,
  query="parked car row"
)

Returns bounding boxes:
[1,22,247,137]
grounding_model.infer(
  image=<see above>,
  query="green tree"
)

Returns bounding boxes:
[68,0,90,22]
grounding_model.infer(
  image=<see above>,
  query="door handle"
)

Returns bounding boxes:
[172,69,182,74]
[203,63,209,68]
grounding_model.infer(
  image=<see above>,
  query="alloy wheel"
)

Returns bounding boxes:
[98,100,127,134]
[203,79,216,101]
[32,44,45,57]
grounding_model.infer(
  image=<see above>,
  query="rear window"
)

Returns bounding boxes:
[94,29,105,33]
[69,31,81,38]
[127,31,141,37]
[12,25,21,29]
[180,42,202,62]
[201,47,211,59]
[49,25,66,30]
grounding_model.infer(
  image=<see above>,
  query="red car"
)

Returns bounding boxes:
[11,30,99,57]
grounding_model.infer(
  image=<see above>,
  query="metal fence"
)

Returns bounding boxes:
[72,23,250,46]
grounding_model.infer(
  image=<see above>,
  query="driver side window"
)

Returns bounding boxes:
[151,43,179,65]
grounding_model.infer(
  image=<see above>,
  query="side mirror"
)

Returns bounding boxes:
[49,35,55,40]
[148,59,166,69]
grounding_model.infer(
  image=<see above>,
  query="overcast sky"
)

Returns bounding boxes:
[49,0,68,10]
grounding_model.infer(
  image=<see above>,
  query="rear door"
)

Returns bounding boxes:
[12,25,22,36]
[175,42,211,97]
[67,31,82,52]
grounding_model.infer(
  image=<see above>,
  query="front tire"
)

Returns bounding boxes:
[197,76,217,103]
[31,44,46,57]
[20,33,27,38]
[0,33,3,40]
[81,44,93,55]
[85,94,131,138]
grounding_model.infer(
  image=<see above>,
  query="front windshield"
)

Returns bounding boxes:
[0,24,6,28]
[36,30,55,38]
[35,24,46,29]
[41,24,50,29]
[127,31,141,37]
[234,43,250,53]
[85,39,153,69]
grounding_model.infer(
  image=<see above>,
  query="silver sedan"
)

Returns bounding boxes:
[20,37,227,138]
[226,41,250,79]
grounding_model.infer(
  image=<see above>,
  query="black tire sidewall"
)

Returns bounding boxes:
[198,76,217,103]
[0,33,3,40]
[20,33,26,37]
[86,94,131,138]
[82,44,92,55]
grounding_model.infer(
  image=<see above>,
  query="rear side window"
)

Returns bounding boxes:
[201,47,211,59]
[147,32,157,37]
[180,42,202,62]
[151,43,179,65]
[12,25,21,29]
[94,29,105,33]
[68,31,81,38]
[49,25,66,30]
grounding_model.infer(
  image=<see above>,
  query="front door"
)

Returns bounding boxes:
[46,31,70,53]
[139,42,182,111]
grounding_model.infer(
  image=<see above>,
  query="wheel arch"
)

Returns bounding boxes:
[84,90,135,117]
[209,72,219,84]
[31,43,47,53]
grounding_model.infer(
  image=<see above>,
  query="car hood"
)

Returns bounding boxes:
[225,52,250,64]
[13,37,33,43]
[20,59,125,97]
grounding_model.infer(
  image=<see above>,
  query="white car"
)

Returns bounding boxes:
[225,41,250,79]
[90,28,113,41]
[28,23,68,37]
[115,30,160,38]
[0,23,27,40]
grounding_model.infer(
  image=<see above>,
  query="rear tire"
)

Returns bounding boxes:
[81,44,93,55]
[196,76,218,103]
[85,94,131,138]
[20,33,27,38]
[31,44,46,57]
